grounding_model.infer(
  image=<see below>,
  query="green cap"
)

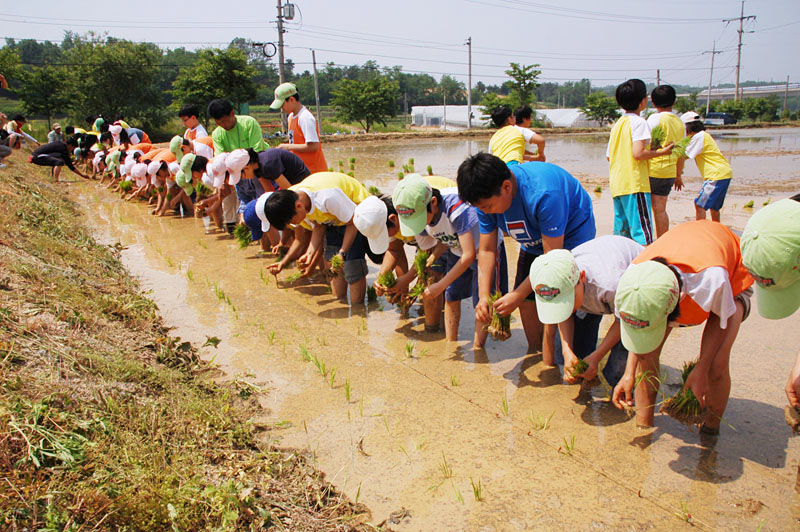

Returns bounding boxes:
[175,168,194,196]
[169,135,184,163]
[392,173,431,237]
[270,82,297,110]
[615,261,680,354]
[179,153,196,175]
[529,249,581,324]
[740,198,800,319]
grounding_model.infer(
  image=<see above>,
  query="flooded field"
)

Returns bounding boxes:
[77,129,800,531]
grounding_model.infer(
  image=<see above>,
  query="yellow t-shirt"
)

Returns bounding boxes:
[648,112,684,178]
[489,126,525,164]
[608,115,650,197]
[291,172,369,228]
[425,175,456,190]
[687,132,733,181]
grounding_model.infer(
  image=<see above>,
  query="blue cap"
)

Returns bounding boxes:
[243,199,264,241]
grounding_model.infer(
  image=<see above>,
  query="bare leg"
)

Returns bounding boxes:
[695,204,707,221]
[444,300,461,342]
[699,303,744,432]
[53,166,62,182]
[423,271,444,331]
[633,328,673,427]
[710,209,721,223]
[519,300,544,355]
[349,278,366,305]
[331,276,348,299]
[651,194,669,238]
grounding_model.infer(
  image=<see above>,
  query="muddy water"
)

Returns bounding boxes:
[79,132,800,531]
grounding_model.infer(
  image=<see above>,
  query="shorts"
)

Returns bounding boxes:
[324,225,384,284]
[648,177,675,197]
[695,179,731,211]
[612,192,654,246]
[31,153,65,167]
[736,286,753,322]
[515,247,539,302]
[442,242,509,306]
[552,312,628,387]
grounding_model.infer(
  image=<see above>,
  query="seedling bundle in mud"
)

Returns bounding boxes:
[487,291,511,341]
[661,360,706,427]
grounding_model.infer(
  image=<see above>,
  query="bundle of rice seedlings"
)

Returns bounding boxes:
[427,165,433,175]
[414,249,431,286]
[487,291,511,341]
[649,125,666,150]
[672,136,692,159]
[195,182,213,196]
[377,271,397,289]
[119,180,133,192]
[366,285,377,302]
[368,185,382,196]
[785,405,800,434]
[388,160,395,168]
[397,172,405,180]
[329,254,344,276]
[285,271,302,284]
[569,358,589,378]
[233,224,252,249]
[660,360,704,427]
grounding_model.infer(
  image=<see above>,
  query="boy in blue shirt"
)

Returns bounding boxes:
[457,153,595,360]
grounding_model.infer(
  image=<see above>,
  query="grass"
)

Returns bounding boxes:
[438,451,454,479]
[529,410,554,431]
[470,477,483,502]
[0,152,372,530]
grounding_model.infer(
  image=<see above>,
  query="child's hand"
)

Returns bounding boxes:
[563,354,581,384]
[492,292,524,318]
[267,262,284,275]
[673,176,684,191]
[373,280,387,296]
[657,142,674,156]
[612,374,635,410]
[475,296,492,323]
[423,281,445,300]
[683,365,709,409]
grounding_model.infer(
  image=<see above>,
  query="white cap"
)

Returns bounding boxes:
[120,160,133,176]
[255,192,273,232]
[681,111,701,124]
[201,172,213,188]
[147,160,161,177]
[225,149,249,185]
[131,162,147,180]
[353,195,390,254]
[167,161,180,176]
[208,153,228,188]
[109,124,122,136]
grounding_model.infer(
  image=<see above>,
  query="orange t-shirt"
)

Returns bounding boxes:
[634,220,753,325]
[149,149,177,164]
[194,136,214,150]
[289,107,327,173]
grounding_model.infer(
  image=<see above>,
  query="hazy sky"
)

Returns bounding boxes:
[2,0,798,88]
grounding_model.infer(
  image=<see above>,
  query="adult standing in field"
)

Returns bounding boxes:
[457,153,596,356]
[47,123,64,144]
[646,85,684,238]
[739,195,800,409]
[208,99,267,155]
[514,106,546,162]
[271,82,329,174]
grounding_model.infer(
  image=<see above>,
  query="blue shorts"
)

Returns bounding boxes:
[695,179,731,211]
[612,193,654,246]
[324,226,384,284]
[442,242,509,306]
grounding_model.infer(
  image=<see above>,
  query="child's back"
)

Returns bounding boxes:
[646,112,683,178]
[608,113,650,197]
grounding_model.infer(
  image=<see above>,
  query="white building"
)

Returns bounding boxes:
[411,105,601,129]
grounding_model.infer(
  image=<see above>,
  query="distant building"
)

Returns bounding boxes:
[411,105,602,129]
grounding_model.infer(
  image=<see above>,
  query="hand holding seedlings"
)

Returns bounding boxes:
[487,291,511,341]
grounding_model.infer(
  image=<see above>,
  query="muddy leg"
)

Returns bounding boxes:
[651,194,669,238]
[695,204,707,221]
[444,300,461,342]
[349,278,366,305]
[709,209,721,223]
[633,328,672,427]
[519,300,544,355]
[700,303,744,433]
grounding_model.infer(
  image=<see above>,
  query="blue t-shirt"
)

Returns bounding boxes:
[477,162,596,254]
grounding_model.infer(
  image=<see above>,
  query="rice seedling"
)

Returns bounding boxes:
[744,200,754,208]
[313,354,328,376]
[119,180,133,192]
[299,344,312,363]
[359,393,364,416]
[680,499,692,523]
[388,160,395,167]
[399,444,409,458]
[561,434,576,455]
[366,285,377,302]
[197,238,208,249]
[649,124,666,150]
[439,451,454,479]
[316,336,328,346]
[355,482,362,504]
[427,164,433,175]
[338,159,344,167]
[328,367,337,388]
[402,164,410,174]
[470,477,483,502]
[349,163,355,171]
[569,358,589,378]
[195,182,213,196]
[487,291,511,341]
[398,171,404,180]
[166,256,175,268]
[344,379,352,402]
[451,480,464,504]
[233,224,252,249]
[414,249,431,284]
[186,269,194,281]
[672,136,692,158]
[594,185,602,193]
[202,336,222,348]
[349,156,356,164]
[347,171,355,178]
[259,269,270,285]
[499,393,510,416]
[660,360,705,427]
[408,157,415,165]
[368,185,382,196]
[328,167,333,172]
[404,340,415,358]
[763,197,771,206]
[267,331,276,345]
[377,271,397,289]
[285,271,302,285]
[450,374,459,386]
[329,254,344,276]
[528,409,554,431]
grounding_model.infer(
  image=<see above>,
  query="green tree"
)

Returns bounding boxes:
[675,93,698,114]
[478,93,505,124]
[579,92,620,126]
[17,66,73,128]
[64,38,167,130]
[331,76,400,132]
[439,75,466,105]
[0,47,21,82]
[505,62,541,108]
[171,47,258,121]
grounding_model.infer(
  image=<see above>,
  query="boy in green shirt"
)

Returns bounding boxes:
[207,99,267,155]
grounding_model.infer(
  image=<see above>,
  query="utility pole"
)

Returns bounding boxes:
[443,87,447,130]
[276,0,287,129]
[311,49,321,128]
[466,36,472,129]
[703,41,722,115]
[656,69,660,86]
[785,75,790,113]
[723,0,756,101]
[404,93,408,128]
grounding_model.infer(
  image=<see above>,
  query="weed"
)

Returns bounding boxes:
[594,185,602,193]
[499,393,510,416]
[744,200,754,209]
[399,444,409,458]
[562,434,576,455]
[344,379,351,402]
[404,340,415,358]
[450,374,459,387]
[470,477,483,502]
[202,336,222,349]
[439,451,454,479]
[427,164,433,175]
[528,410,554,431]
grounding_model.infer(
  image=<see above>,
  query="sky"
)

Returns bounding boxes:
[2,0,798,89]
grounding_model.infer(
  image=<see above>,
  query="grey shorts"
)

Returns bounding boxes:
[649,177,675,197]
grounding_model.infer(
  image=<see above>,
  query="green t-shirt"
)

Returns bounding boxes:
[212,115,267,155]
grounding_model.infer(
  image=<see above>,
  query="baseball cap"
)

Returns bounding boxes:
[353,195,390,254]
[681,111,701,124]
[131,162,147,180]
[243,192,274,241]
[179,153,196,175]
[208,153,228,188]
[270,82,297,110]
[147,160,161,177]
[392,173,431,237]
[740,198,800,319]
[53,123,61,130]
[169,135,185,163]
[529,249,581,324]
[225,149,249,185]
[615,261,680,354]
[167,161,180,176]
[109,124,122,136]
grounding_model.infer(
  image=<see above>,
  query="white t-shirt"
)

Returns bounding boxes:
[297,187,356,226]
[684,131,707,160]
[514,125,539,154]
[646,111,674,129]
[288,106,320,144]
[572,235,644,316]
[186,124,209,139]
[606,112,650,158]
[192,141,213,160]
[678,266,738,328]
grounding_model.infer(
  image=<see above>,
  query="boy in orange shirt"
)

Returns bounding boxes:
[271,83,328,174]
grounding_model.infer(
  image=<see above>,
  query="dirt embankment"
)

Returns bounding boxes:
[0,151,376,531]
